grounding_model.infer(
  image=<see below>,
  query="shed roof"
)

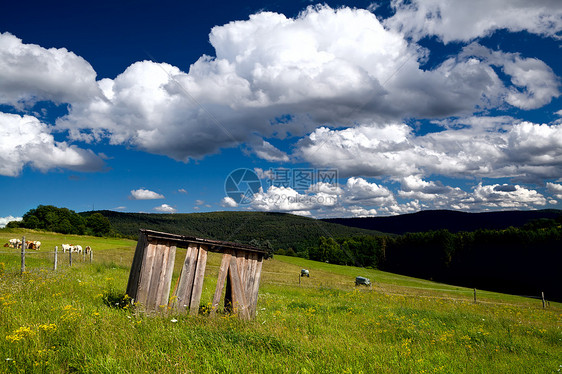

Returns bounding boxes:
[139,229,266,254]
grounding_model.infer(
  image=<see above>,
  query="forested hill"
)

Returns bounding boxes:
[323,209,562,235]
[85,210,384,252]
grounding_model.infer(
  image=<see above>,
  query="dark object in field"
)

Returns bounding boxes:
[355,276,371,286]
[301,269,310,277]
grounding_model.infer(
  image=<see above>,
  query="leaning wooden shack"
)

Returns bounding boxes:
[126,229,266,320]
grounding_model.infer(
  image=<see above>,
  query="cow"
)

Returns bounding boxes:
[9,239,21,248]
[300,269,310,277]
[25,241,41,250]
[84,246,92,255]
[355,276,371,286]
[62,244,82,253]
[3,243,8,247]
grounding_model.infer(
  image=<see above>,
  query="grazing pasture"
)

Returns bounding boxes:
[0,229,560,373]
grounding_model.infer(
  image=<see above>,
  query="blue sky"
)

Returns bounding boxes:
[1,0,562,225]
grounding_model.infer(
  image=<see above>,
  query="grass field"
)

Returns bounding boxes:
[0,229,560,373]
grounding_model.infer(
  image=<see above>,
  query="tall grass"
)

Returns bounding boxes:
[0,229,560,373]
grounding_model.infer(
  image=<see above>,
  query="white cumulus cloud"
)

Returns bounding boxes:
[0,32,100,107]
[221,197,238,208]
[297,119,562,182]
[0,216,22,228]
[546,182,562,199]
[0,112,104,176]
[385,0,562,43]
[154,204,177,213]
[130,189,165,200]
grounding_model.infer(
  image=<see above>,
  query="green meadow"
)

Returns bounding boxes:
[0,229,560,373]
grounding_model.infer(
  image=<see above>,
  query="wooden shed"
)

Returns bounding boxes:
[126,229,266,320]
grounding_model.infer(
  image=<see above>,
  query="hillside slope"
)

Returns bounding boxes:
[323,209,562,234]
[85,210,385,251]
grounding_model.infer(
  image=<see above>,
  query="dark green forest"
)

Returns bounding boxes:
[306,217,562,301]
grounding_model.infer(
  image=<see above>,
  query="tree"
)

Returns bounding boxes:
[86,213,111,236]
[24,215,40,229]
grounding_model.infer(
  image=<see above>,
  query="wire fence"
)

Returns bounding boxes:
[0,236,94,273]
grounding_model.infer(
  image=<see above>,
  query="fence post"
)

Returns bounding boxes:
[89,250,93,263]
[473,288,477,303]
[54,246,58,271]
[69,249,72,267]
[20,236,26,274]
[541,292,546,308]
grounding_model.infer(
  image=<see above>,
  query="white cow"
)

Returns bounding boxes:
[62,244,82,253]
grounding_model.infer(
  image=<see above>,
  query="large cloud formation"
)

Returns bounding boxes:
[53,5,559,162]
[297,118,562,182]
[1,3,561,214]
[246,175,549,217]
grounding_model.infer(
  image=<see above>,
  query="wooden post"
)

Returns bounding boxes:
[248,255,263,319]
[299,274,301,285]
[69,249,72,267]
[189,245,208,316]
[20,236,26,274]
[210,251,232,317]
[473,288,477,303]
[126,231,149,300]
[54,246,58,271]
[228,252,249,320]
[89,250,93,263]
[541,292,546,308]
[174,243,199,312]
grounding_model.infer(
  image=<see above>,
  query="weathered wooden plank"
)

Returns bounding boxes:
[210,251,232,317]
[189,245,208,316]
[146,243,167,310]
[174,243,198,312]
[228,253,249,320]
[126,232,148,299]
[155,243,176,309]
[244,252,257,304]
[236,250,246,289]
[248,254,264,319]
[152,243,170,308]
[136,242,158,306]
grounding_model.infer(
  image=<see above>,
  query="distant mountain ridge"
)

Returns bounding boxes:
[83,210,385,252]
[322,209,562,235]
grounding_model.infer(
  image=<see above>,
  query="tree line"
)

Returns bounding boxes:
[6,205,113,237]
[287,217,561,301]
